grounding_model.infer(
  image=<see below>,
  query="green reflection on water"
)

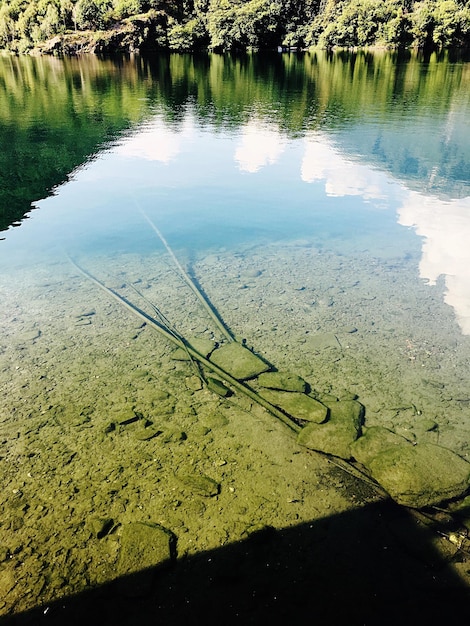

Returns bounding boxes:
[1,50,469,232]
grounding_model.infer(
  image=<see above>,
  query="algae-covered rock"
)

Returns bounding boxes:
[297,400,364,459]
[325,400,364,430]
[261,389,327,423]
[118,522,176,595]
[172,338,217,361]
[88,517,114,539]
[298,420,359,460]
[368,443,470,508]
[134,425,162,441]
[209,342,270,380]
[206,377,231,397]
[185,375,203,391]
[351,426,411,468]
[257,372,307,393]
[202,413,229,429]
[176,472,220,497]
[116,408,139,426]
[305,333,339,351]
[161,429,187,443]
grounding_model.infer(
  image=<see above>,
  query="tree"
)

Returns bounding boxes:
[167,16,207,49]
[40,2,61,38]
[74,0,111,29]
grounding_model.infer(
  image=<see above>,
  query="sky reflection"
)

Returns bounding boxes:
[5,113,470,335]
[234,121,286,173]
[301,132,470,335]
[398,192,470,334]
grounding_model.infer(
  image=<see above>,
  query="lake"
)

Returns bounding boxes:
[1,50,470,622]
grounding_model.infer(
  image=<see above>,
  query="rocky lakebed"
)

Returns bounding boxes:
[2,240,470,623]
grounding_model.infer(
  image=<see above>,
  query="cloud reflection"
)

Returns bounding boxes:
[398,192,470,334]
[301,133,388,201]
[302,132,470,335]
[115,115,195,163]
[235,121,285,173]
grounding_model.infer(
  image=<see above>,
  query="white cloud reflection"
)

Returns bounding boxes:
[302,131,470,335]
[301,133,388,201]
[398,192,470,334]
[115,115,195,163]
[235,121,285,172]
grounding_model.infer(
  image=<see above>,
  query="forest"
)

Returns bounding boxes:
[0,0,469,53]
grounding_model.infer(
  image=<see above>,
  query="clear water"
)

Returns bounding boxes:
[1,51,470,616]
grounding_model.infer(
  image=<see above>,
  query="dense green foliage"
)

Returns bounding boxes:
[0,0,469,52]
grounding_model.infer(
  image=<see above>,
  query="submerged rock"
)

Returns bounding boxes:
[257,371,307,393]
[206,377,231,397]
[305,333,339,351]
[209,342,270,380]
[118,522,176,595]
[176,473,220,497]
[134,425,162,441]
[172,338,217,361]
[202,413,229,429]
[260,389,327,423]
[88,517,114,539]
[161,429,187,443]
[351,426,411,468]
[368,443,470,508]
[297,400,364,459]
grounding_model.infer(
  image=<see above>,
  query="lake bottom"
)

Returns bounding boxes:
[1,237,470,620]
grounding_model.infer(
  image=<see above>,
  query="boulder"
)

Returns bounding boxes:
[368,443,470,508]
[209,343,270,380]
[118,522,176,595]
[324,400,364,429]
[206,377,231,397]
[351,426,411,468]
[297,400,364,459]
[172,338,216,361]
[257,371,307,393]
[88,517,114,539]
[261,389,327,423]
[176,473,220,497]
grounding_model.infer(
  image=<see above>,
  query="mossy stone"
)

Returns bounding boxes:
[297,400,364,459]
[209,342,270,380]
[176,473,220,497]
[325,400,364,430]
[260,389,327,423]
[297,420,359,460]
[118,522,176,595]
[351,426,411,468]
[257,372,307,393]
[368,443,470,508]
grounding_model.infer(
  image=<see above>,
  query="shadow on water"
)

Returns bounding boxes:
[3,500,470,626]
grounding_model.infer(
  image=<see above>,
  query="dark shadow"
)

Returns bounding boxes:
[3,500,469,626]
